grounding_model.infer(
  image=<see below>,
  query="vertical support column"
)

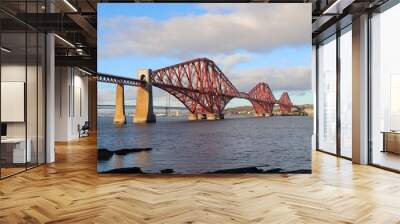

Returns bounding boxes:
[312,45,318,150]
[46,36,55,161]
[113,83,126,124]
[134,69,156,123]
[88,76,97,131]
[45,0,55,163]
[46,44,55,160]
[336,29,341,157]
[352,14,369,164]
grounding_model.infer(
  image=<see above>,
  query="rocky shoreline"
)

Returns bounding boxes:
[207,167,311,174]
[98,165,311,174]
[98,147,152,160]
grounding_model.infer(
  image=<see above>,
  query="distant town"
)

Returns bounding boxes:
[98,104,314,117]
[224,104,314,117]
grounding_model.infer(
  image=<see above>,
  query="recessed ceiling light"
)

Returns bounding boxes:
[1,47,11,53]
[63,0,78,12]
[78,67,92,76]
[323,0,355,15]
[54,34,75,48]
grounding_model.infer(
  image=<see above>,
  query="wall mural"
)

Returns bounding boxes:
[97,3,313,174]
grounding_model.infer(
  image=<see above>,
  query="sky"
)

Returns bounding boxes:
[97,3,312,108]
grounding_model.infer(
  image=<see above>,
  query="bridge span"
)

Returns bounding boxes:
[97,58,293,124]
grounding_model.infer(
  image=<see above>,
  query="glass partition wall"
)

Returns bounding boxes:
[370,3,400,171]
[316,26,353,159]
[339,27,352,159]
[315,1,400,172]
[0,2,46,179]
[317,35,337,155]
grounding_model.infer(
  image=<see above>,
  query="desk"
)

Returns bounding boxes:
[382,131,400,155]
[1,138,31,163]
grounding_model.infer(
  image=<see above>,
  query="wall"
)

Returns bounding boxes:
[1,61,46,166]
[1,64,43,139]
[54,67,89,141]
[1,64,26,139]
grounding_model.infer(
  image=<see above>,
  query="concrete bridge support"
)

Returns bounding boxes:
[188,113,198,121]
[188,113,208,120]
[113,83,126,124]
[134,69,156,123]
[206,113,216,120]
[206,113,224,120]
[197,114,206,120]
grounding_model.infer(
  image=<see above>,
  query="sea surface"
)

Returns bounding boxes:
[97,109,313,174]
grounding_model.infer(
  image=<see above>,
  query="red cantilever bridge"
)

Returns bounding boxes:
[97,58,293,123]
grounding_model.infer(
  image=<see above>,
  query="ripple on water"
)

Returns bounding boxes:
[97,116,313,174]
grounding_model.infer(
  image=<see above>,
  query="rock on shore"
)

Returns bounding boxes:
[100,167,143,174]
[207,167,311,174]
[97,147,152,160]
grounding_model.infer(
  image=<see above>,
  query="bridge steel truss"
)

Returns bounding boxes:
[247,83,276,115]
[151,58,239,114]
[278,92,293,114]
[97,72,145,87]
[96,58,293,115]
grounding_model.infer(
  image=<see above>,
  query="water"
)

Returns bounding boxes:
[97,114,312,174]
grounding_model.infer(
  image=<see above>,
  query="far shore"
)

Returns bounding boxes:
[98,104,314,117]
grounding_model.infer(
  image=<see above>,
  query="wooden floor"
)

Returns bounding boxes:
[1,136,400,224]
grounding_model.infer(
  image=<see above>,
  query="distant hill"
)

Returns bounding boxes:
[295,104,314,117]
[224,104,314,117]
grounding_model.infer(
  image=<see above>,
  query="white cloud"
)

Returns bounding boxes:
[97,86,137,105]
[97,88,115,105]
[99,4,311,59]
[213,52,252,72]
[230,66,311,93]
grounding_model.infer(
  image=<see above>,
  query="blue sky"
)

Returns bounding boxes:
[98,3,312,107]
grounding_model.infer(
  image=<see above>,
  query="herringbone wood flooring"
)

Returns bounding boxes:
[1,135,400,224]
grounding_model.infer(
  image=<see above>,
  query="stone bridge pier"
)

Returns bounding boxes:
[134,69,156,123]
[113,83,126,124]
[187,113,223,120]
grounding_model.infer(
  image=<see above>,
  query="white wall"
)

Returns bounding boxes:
[54,67,89,141]
[1,64,41,138]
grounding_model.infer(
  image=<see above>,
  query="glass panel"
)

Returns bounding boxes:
[27,31,38,169]
[318,36,337,154]
[0,1,46,178]
[1,30,27,177]
[340,28,352,158]
[26,0,39,169]
[371,4,400,171]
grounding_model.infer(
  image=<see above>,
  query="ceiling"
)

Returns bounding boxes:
[0,0,392,71]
